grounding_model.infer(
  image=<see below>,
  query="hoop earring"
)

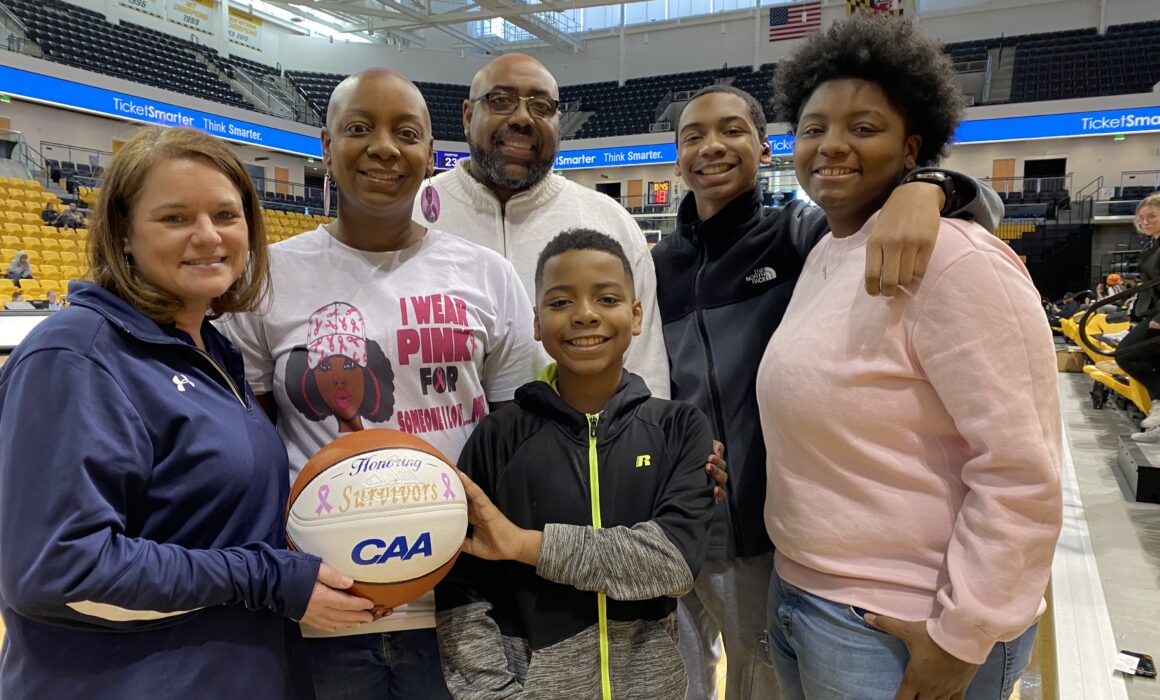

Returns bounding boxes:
[322,168,333,218]
[420,175,440,224]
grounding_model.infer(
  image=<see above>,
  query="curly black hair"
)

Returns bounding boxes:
[534,228,635,295]
[773,15,964,167]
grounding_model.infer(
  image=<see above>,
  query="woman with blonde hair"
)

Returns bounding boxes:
[1122,193,1160,439]
[0,126,374,698]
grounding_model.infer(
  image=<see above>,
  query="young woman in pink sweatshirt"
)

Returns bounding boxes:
[756,15,1063,700]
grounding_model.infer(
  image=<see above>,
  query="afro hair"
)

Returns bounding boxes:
[773,14,965,167]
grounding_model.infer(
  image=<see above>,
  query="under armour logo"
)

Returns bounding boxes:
[635,455,652,468]
[745,267,777,285]
[172,374,196,392]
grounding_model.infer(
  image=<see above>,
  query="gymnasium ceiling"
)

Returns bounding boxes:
[258,0,635,53]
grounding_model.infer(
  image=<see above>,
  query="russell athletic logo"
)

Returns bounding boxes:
[745,267,777,285]
[352,533,433,565]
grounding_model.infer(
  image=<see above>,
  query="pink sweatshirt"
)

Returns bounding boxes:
[758,214,1062,665]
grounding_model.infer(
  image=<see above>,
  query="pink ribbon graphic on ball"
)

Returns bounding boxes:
[315,485,334,515]
[441,473,456,500]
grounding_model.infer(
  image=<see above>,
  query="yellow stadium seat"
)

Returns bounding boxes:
[60,265,82,280]
[38,264,60,278]
[76,228,89,239]
[21,224,41,235]
[59,251,80,264]
[22,208,40,220]
[3,224,23,235]
[40,250,60,263]
[40,238,60,251]
[1,247,17,261]
[0,278,15,293]
[19,280,42,294]
[58,239,78,252]
[0,211,18,224]
[5,199,22,211]
[22,236,42,250]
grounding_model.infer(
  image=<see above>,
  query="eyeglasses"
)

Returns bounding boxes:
[474,92,560,119]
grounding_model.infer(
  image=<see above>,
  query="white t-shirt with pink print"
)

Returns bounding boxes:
[221,225,538,635]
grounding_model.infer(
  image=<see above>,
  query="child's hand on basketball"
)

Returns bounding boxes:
[707,440,728,502]
[456,469,543,567]
[301,562,380,632]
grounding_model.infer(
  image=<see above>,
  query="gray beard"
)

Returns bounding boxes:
[468,138,554,192]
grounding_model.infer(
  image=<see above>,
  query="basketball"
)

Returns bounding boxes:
[286,429,468,609]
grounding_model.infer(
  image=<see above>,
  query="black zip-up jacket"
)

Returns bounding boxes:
[435,371,714,699]
[1133,238,1160,323]
[653,177,1002,559]
[652,187,819,558]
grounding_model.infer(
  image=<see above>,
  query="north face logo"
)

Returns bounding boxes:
[745,267,777,284]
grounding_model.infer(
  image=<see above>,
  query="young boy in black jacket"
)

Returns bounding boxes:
[436,229,715,700]
[653,85,1004,699]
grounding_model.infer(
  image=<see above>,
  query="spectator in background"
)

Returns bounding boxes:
[45,289,63,311]
[1120,194,1160,440]
[4,252,32,287]
[1098,273,1125,299]
[9,291,24,304]
[56,202,85,229]
[40,202,60,226]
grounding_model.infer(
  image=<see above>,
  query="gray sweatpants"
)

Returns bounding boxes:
[677,553,781,700]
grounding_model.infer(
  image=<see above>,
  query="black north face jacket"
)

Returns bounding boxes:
[652,186,821,559]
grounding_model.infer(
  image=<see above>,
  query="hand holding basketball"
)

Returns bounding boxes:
[301,563,377,633]
[457,469,542,567]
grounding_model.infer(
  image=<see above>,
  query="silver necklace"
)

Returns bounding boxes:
[822,239,846,280]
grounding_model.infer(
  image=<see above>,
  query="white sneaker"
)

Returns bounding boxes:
[1142,407,1160,429]
[1132,426,1160,443]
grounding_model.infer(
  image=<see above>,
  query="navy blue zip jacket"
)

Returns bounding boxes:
[0,282,319,699]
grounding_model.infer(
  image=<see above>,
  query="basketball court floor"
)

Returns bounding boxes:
[0,373,1156,699]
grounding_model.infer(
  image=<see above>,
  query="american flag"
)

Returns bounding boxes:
[769,1,822,42]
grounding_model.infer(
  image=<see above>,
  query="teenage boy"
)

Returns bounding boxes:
[436,229,715,699]
[653,85,1004,700]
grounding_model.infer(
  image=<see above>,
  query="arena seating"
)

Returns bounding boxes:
[6,0,1157,139]
[263,210,333,243]
[0,177,78,301]
[1010,22,1160,102]
[289,71,470,142]
[5,0,250,110]
[282,20,1158,139]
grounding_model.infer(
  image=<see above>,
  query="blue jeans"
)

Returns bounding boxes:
[304,629,451,700]
[767,570,1036,700]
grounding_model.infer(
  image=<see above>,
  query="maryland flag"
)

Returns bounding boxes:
[847,0,904,15]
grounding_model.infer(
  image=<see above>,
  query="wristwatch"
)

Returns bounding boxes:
[903,170,956,213]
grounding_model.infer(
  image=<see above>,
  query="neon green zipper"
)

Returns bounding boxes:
[587,413,612,700]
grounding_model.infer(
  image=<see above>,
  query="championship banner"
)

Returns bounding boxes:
[846,0,904,15]
[228,7,263,51]
[119,0,165,20]
[168,0,214,35]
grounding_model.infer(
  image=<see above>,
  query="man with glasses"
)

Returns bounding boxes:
[414,53,672,400]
